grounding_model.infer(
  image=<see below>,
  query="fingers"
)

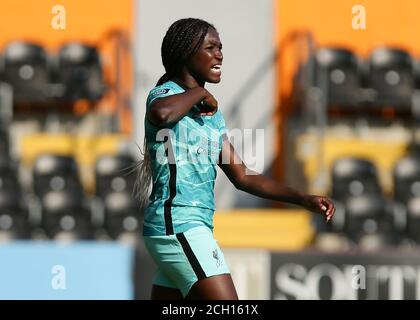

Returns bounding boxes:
[326,206,335,222]
[326,207,335,222]
[201,99,218,111]
[194,113,214,117]
[321,197,335,222]
[325,208,333,222]
[197,110,217,116]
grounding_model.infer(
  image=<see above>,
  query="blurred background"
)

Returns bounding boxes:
[1,0,420,300]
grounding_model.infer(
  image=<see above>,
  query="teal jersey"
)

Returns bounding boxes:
[143,80,227,236]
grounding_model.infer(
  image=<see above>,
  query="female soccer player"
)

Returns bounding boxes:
[137,18,335,300]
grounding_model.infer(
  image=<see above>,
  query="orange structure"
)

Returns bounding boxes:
[0,0,134,134]
[274,0,420,185]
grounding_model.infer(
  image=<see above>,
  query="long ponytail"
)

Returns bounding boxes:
[133,136,152,208]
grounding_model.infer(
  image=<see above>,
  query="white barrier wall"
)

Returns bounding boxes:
[133,0,276,209]
[0,242,134,299]
[224,249,271,300]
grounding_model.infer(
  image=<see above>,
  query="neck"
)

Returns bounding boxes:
[172,70,205,89]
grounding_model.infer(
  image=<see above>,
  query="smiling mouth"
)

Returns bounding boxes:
[210,64,222,75]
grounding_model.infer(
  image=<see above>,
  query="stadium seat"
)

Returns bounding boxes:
[331,157,382,202]
[407,142,420,157]
[41,190,92,240]
[413,57,420,87]
[95,154,137,197]
[315,47,361,109]
[344,194,393,241]
[3,41,50,103]
[33,154,83,198]
[103,191,142,239]
[406,196,420,243]
[314,232,351,252]
[367,47,414,112]
[393,156,420,204]
[57,42,105,101]
[0,214,29,241]
[0,128,10,158]
[0,157,21,194]
[0,189,29,240]
[358,231,401,250]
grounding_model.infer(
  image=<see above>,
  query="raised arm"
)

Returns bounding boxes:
[147,87,218,126]
[218,138,335,222]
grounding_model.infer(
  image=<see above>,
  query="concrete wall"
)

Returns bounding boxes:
[133,0,276,209]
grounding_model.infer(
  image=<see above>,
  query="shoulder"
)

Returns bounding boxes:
[146,81,183,106]
[149,81,176,96]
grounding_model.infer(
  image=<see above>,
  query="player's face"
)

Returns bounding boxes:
[187,28,223,84]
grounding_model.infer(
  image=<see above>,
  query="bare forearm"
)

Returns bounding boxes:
[219,141,335,220]
[149,87,207,125]
[238,173,305,206]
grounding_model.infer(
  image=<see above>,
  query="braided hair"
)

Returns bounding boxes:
[157,18,215,85]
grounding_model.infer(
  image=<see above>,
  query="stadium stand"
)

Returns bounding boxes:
[393,155,420,204]
[406,196,420,243]
[315,47,361,110]
[331,157,383,202]
[367,47,414,114]
[0,189,29,241]
[56,42,105,102]
[33,154,83,198]
[41,190,92,240]
[95,154,136,198]
[343,194,393,241]
[103,191,142,240]
[3,41,50,103]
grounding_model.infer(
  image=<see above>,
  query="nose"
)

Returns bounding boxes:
[215,48,223,61]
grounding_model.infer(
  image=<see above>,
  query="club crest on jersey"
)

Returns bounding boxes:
[151,88,170,98]
[212,249,223,267]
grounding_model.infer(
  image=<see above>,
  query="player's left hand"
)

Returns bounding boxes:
[301,195,335,222]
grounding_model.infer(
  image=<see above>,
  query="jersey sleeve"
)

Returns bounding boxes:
[146,83,177,110]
